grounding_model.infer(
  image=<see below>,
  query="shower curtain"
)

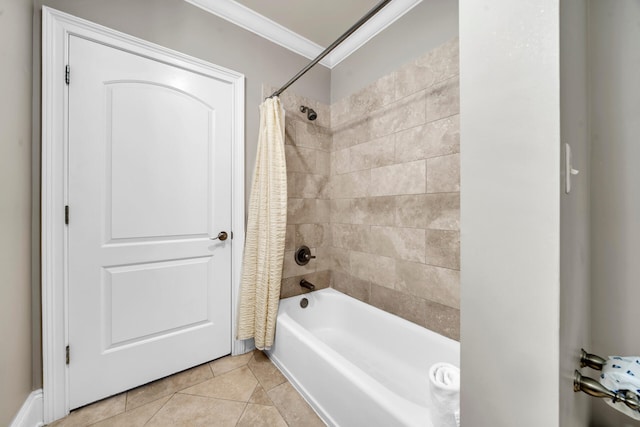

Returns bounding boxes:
[237,97,287,350]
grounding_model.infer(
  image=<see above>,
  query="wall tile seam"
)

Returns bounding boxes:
[336,248,460,271]
[329,112,460,156]
[330,100,426,138]
[424,110,460,126]
[392,191,461,197]
[334,271,460,296]
[415,296,460,312]
[392,71,460,104]
[423,190,461,196]
[289,116,331,126]
[290,122,331,130]
[369,284,458,308]
[329,55,458,112]
[329,222,452,231]
[285,146,332,155]
[329,89,429,136]
[284,144,332,154]
[369,158,425,170]
[329,72,460,130]
[287,197,332,200]
[287,174,330,180]
[358,278,460,314]
[329,156,459,177]
[422,152,462,161]
[328,220,460,228]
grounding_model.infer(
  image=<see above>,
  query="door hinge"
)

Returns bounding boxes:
[65,65,70,85]
[65,205,69,225]
[66,345,70,365]
[230,231,234,240]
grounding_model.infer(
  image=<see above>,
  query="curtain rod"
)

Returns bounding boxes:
[269,0,394,99]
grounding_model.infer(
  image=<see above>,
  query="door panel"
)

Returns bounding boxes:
[68,35,232,409]
[107,82,213,240]
[105,257,211,346]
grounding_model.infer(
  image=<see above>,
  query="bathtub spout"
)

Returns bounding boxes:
[300,279,315,291]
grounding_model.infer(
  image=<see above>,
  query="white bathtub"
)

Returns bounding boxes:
[265,288,460,427]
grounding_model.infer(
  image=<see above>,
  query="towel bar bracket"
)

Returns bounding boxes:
[580,348,606,371]
[574,370,640,412]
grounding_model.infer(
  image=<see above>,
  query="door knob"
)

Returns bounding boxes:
[211,231,228,241]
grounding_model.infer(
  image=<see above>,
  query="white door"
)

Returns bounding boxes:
[67,35,232,409]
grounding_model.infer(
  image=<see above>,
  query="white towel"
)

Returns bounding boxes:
[429,363,460,427]
[599,356,640,420]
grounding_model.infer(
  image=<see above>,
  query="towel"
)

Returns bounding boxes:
[429,363,460,427]
[599,356,640,420]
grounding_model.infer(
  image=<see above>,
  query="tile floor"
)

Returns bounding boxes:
[48,350,325,427]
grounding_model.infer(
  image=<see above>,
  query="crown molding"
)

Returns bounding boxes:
[324,0,423,68]
[184,0,423,69]
[184,0,328,66]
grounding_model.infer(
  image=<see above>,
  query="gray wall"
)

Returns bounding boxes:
[0,0,34,424]
[31,0,331,390]
[589,1,640,425]
[460,1,562,425]
[559,0,591,425]
[330,0,458,103]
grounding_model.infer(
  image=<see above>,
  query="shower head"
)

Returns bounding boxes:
[300,106,317,121]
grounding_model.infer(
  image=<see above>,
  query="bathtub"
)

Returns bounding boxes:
[265,288,460,427]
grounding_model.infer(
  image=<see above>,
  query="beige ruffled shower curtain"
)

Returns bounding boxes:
[237,97,287,350]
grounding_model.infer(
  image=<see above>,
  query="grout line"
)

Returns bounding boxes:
[142,394,173,426]
[268,385,292,427]
[177,392,257,405]
[234,402,250,427]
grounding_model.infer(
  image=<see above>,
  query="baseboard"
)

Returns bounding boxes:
[233,338,256,355]
[10,389,44,427]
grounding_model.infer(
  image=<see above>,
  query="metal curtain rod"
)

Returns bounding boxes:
[269,0,394,98]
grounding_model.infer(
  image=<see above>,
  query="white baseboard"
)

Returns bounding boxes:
[233,338,256,355]
[10,389,44,427]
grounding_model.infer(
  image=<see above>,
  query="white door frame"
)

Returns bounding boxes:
[41,7,246,423]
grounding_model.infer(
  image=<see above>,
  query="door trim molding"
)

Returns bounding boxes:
[41,7,245,423]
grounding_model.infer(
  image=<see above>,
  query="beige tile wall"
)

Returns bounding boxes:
[262,86,333,298]
[328,38,460,340]
[265,38,460,340]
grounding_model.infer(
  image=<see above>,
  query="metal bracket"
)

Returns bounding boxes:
[565,143,580,194]
[580,348,606,371]
[574,370,640,411]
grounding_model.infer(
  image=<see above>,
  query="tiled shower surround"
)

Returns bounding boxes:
[270,38,460,340]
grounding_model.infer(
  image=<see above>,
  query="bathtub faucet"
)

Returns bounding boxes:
[300,279,315,291]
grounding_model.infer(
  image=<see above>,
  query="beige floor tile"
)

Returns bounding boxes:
[125,364,213,410]
[49,353,319,427]
[48,393,126,427]
[248,384,273,406]
[89,395,170,427]
[268,382,325,427]
[236,404,288,427]
[145,393,246,427]
[248,350,287,391]
[209,352,253,376]
[179,365,257,402]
